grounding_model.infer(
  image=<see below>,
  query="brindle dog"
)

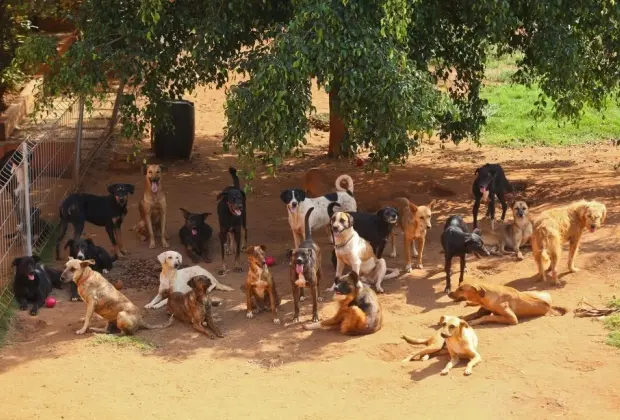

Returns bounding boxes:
[245,245,281,324]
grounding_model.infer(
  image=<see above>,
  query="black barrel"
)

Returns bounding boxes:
[152,100,195,159]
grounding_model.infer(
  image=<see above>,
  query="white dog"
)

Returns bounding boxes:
[145,251,234,309]
[280,174,356,249]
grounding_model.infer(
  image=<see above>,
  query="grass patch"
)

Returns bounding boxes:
[604,297,620,349]
[90,334,157,352]
[0,289,16,348]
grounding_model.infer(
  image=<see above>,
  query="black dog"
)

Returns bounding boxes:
[179,208,213,263]
[216,167,247,274]
[12,256,62,316]
[441,215,489,294]
[472,163,513,229]
[55,183,135,259]
[327,202,398,269]
[64,238,117,301]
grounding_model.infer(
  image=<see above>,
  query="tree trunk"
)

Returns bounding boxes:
[108,79,126,133]
[328,85,346,158]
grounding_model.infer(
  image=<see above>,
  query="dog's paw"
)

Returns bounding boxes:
[162,240,170,248]
[317,296,324,302]
[148,241,156,249]
[299,295,306,302]
[375,286,385,294]
[70,296,80,302]
[119,248,129,256]
[252,308,260,314]
[444,287,452,294]
[246,311,254,319]
[19,304,27,311]
[207,333,216,340]
[516,252,524,261]
[102,269,109,274]
[421,354,430,361]
[217,269,227,276]
[440,369,450,376]
[414,263,424,269]
[311,315,319,323]
[75,329,87,335]
[29,308,38,316]
[144,303,153,309]
[464,369,473,376]
[404,264,413,272]
[389,250,397,258]
[273,318,281,325]
[569,266,580,273]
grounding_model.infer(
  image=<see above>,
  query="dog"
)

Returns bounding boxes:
[438,315,482,376]
[179,208,213,263]
[162,275,224,339]
[472,163,513,230]
[64,238,117,301]
[217,167,248,275]
[280,174,356,249]
[145,251,233,310]
[531,199,607,286]
[329,208,400,293]
[12,256,62,316]
[448,283,568,325]
[60,257,173,335]
[390,197,437,270]
[327,202,398,269]
[245,245,281,324]
[134,164,169,249]
[303,271,382,335]
[303,167,353,198]
[56,183,135,259]
[441,215,490,294]
[400,331,447,362]
[492,200,533,260]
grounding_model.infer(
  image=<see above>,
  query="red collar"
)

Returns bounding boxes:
[76,272,92,288]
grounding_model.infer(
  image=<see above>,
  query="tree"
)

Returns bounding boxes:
[0,1,29,111]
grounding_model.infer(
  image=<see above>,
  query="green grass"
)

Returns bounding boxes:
[0,290,16,348]
[90,334,157,352]
[604,297,620,349]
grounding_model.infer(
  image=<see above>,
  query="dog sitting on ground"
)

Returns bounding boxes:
[56,183,135,259]
[134,164,169,249]
[472,163,513,230]
[245,245,281,324]
[162,275,224,339]
[327,202,398,269]
[179,208,213,263]
[531,199,607,286]
[145,250,232,310]
[12,256,62,316]
[217,167,248,275]
[401,330,447,362]
[303,167,353,198]
[329,208,400,293]
[441,215,490,294]
[61,257,173,335]
[448,283,567,326]
[491,200,533,260]
[281,174,356,249]
[390,197,437,271]
[64,238,117,301]
[438,315,482,376]
[303,271,382,335]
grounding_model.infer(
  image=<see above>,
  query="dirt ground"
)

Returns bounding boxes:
[2,83,620,420]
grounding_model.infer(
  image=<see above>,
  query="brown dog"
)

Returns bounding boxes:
[60,257,172,335]
[438,315,482,376]
[303,168,353,198]
[531,199,606,285]
[401,331,447,362]
[135,164,169,249]
[493,200,532,260]
[448,283,567,326]
[245,245,281,324]
[162,275,224,339]
[390,197,437,271]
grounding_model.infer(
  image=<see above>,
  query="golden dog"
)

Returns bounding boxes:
[401,331,447,362]
[438,315,482,376]
[390,197,436,271]
[493,200,533,260]
[135,164,169,249]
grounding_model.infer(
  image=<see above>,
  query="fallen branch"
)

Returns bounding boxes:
[573,298,620,318]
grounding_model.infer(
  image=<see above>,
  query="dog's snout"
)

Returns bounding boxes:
[440,332,450,339]
[173,261,180,268]
[295,258,303,265]
[291,202,297,208]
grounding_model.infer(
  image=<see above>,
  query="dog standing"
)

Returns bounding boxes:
[12,256,62,316]
[179,208,213,263]
[135,164,169,249]
[64,238,117,301]
[245,245,281,324]
[390,197,436,270]
[472,163,513,230]
[531,199,606,286]
[492,200,533,260]
[438,315,482,376]
[217,167,248,275]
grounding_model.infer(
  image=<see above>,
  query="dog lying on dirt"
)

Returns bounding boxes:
[401,331,447,362]
[438,315,482,376]
[245,244,281,324]
[179,208,213,263]
[61,257,173,335]
[472,163,513,230]
[65,238,117,301]
[491,200,533,260]
[390,197,437,271]
[162,275,224,339]
[448,283,567,326]
[217,167,248,275]
[531,199,607,286]
[134,164,169,249]
[12,256,62,316]
[303,271,382,335]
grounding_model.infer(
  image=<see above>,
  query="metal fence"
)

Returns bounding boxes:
[0,94,115,319]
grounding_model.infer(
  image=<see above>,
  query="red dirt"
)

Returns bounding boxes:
[1,83,620,419]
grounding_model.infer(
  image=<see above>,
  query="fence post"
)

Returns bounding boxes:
[22,142,32,257]
[74,96,85,189]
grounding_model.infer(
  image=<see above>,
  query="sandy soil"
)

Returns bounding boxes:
[1,83,620,420]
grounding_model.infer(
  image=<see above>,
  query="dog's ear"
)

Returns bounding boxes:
[244,246,254,255]
[64,239,74,250]
[327,202,341,217]
[472,228,482,236]
[201,212,211,220]
[32,255,41,263]
[217,191,228,201]
[187,277,196,289]
[509,200,516,208]
[348,271,359,282]
[285,248,293,260]
[474,167,480,175]
[142,165,148,175]
[85,238,94,246]
[601,204,607,224]
[80,259,96,268]
[408,202,418,214]
[125,184,135,195]
[159,164,166,172]
[347,213,354,227]
[259,244,267,251]
[180,208,190,220]
[279,190,290,204]
[11,257,21,267]
[107,184,118,195]
[428,199,437,210]
[295,189,306,202]
[439,315,446,325]
[157,252,167,265]
[472,284,486,298]
[459,319,471,330]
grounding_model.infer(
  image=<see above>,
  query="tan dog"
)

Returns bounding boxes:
[245,245,281,324]
[60,257,172,335]
[438,315,482,376]
[401,331,447,362]
[448,283,567,326]
[493,200,533,260]
[135,164,169,249]
[390,198,436,271]
[531,199,606,285]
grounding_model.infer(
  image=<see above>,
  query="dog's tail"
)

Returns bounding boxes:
[229,167,240,189]
[143,314,174,329]
[335,174,354,196]
[304,207,315,240]
[327,202,341,218]
[401,335,430,345]
[549,306,569,316]
[202,270,234,292]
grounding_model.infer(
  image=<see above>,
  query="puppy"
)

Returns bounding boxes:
[179,208,213,263]
[56,183,135,258]
[448,283,567,326]
[400,331,447,362]
[472,163,513,230]
[438,315,482,376]
[441,215,490,294]
[163,275,224,339]
[390,197,437,270]
[245,245,281,324]
[303,271,382,335]
[61,257,172,335]
[493,200,533,260]
[12,256,62,316]
[280,174,356,249]
[134,164,169,249]
[289,207,323,323]
[329,209,400,293]
[145,250,233,310]
[64,238,117,301]
[217,167,248,275]
[531,199,607,286]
